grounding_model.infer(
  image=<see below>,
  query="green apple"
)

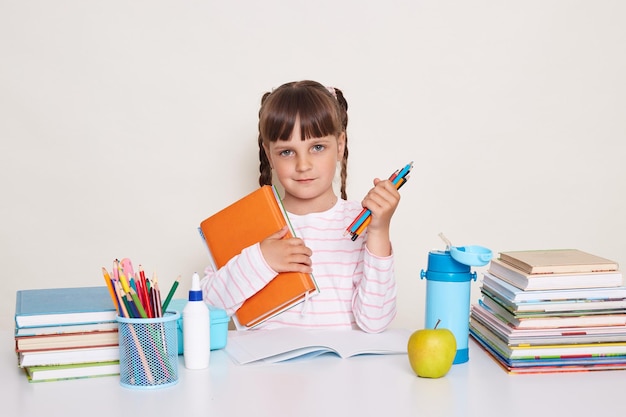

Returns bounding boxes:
[407,320,457,378]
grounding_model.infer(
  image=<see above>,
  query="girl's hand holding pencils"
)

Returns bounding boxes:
[345,161,413,241]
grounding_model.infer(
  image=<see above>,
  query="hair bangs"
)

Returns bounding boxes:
[260,84,341,143]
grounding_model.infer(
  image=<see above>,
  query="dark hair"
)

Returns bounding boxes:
[258,80,349,199]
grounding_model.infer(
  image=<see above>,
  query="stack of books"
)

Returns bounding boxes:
[14,286,120,382]
[469,249,626,374]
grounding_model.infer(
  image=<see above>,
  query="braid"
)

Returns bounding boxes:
[334,87,349,200]
[258,91,273,187]
[258,133,272,187]
[340,141,348,200]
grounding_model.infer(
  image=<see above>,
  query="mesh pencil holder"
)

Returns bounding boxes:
[117,312,180,389]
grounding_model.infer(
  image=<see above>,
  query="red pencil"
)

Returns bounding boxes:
[139,266,153,318]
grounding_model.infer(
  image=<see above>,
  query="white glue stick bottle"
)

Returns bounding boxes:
[183,272,210,369]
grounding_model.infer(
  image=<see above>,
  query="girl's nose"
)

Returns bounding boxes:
[295,154,312,171]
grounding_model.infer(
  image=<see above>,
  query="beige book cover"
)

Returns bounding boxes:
[499,249,619,274]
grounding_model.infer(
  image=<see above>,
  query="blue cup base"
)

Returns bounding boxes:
[453,348,469,364]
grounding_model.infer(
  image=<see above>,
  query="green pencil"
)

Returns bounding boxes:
[161,276,180,312]
[129,288,148,319]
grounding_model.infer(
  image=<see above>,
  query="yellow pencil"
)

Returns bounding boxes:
[101,267,120,315]
[118,270,131,294]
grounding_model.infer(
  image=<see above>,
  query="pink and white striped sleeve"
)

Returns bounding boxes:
[352,247,397,333]
[199,242,277,317]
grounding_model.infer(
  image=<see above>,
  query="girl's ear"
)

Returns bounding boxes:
[336,132,346,161]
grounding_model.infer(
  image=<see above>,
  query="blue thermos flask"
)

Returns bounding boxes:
[420,241,492,364]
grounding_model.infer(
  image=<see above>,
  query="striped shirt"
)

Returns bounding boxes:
[201,198,397,333]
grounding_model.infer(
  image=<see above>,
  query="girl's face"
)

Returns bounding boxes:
[264,119,345,215]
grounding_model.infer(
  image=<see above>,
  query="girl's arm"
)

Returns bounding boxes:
[200,243,277,316]
[352,247,397,333]
[200,227,312,316]
[350,179,401,332]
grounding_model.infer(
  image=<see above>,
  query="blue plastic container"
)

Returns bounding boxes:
[420,250,477,364]
[167,298,229,354]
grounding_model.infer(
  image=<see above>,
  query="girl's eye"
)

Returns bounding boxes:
[312,144,325,152]
[279,149,294,157]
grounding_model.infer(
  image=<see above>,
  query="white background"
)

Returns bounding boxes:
[1,1,625,332]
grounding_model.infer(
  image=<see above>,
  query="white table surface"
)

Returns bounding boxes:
[4,330,625,417]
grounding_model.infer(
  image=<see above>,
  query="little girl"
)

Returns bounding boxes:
[201,80,401,333]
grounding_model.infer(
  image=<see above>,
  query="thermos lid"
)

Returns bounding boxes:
[450,245,492,267]
[422,250,473,282]
[435,233,492,267]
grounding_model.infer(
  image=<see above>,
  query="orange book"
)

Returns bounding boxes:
[199,185,318,328]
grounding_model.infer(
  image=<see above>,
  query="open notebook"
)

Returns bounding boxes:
[225,328,412,364]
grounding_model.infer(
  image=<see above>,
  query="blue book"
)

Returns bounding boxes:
[15,286,117,328]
